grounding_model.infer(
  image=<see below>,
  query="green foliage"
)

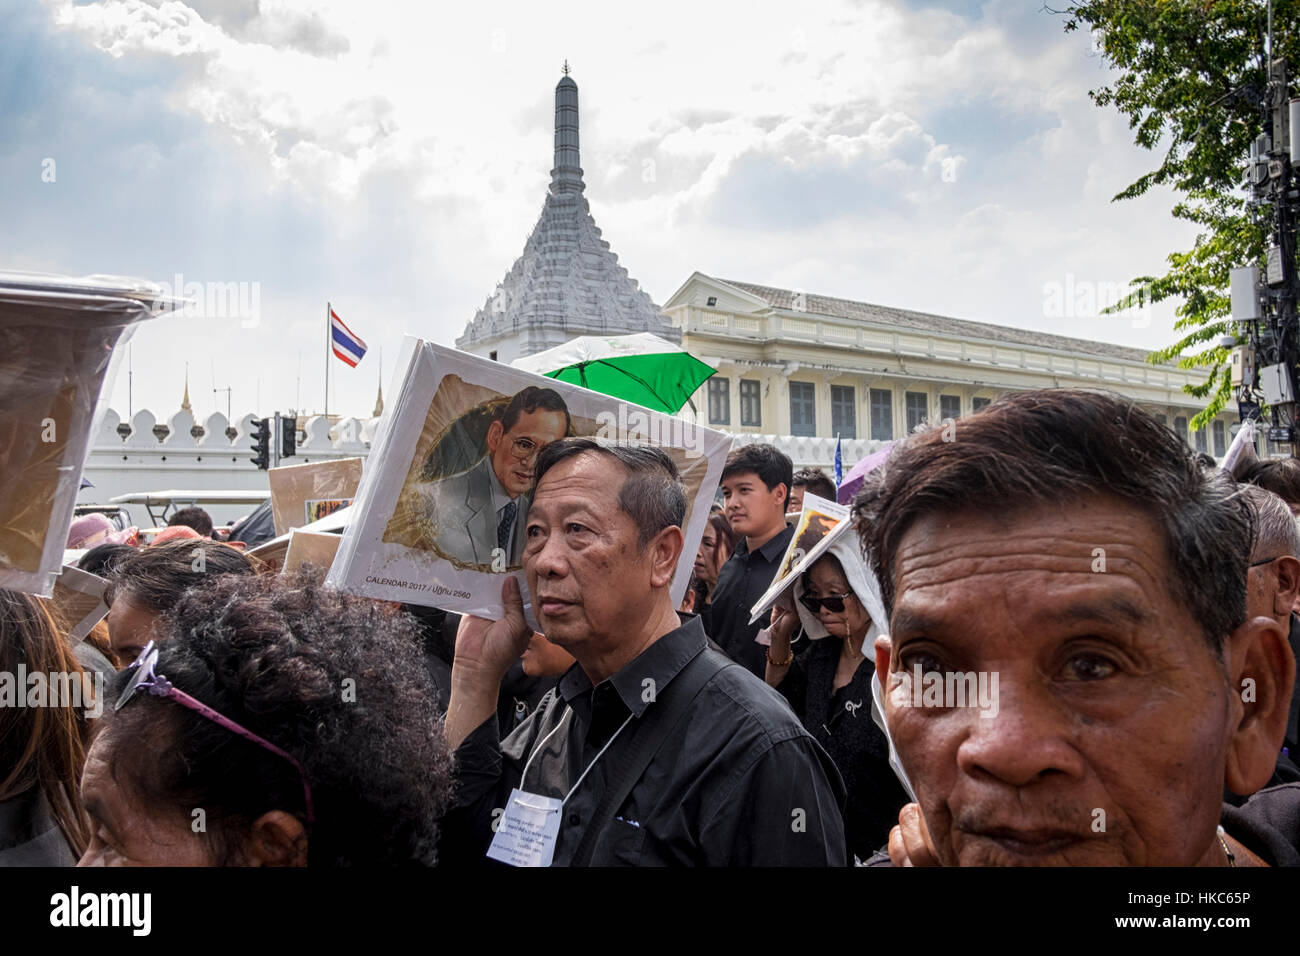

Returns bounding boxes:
[1060,1,1299,428]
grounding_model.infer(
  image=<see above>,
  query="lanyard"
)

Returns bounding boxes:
[520,704,635,806]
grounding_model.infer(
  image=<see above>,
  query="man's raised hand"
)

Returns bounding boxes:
[454,575,532,683]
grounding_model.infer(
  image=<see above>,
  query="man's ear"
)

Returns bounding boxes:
[648,525,684,589]
[485,419,504,453]
[1224,614,1296,796]
[242,811,309,867]
[1271,556,1300,617]
[874,633,893,691]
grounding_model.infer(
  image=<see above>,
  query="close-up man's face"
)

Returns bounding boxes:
[787,485,805,515]
[721,470,786,538]
[879,495,1236,866]
[523,452,655,649]
[486,407,568,498]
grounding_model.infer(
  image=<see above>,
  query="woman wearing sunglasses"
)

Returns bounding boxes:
[77,570,454,866]
[764,533,910,862]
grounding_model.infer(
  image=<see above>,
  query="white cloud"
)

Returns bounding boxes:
[20,0,1206,421]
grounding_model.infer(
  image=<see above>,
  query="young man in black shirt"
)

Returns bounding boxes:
[703,444,795,677]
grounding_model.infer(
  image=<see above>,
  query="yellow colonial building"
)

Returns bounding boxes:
[665,273,1242,468]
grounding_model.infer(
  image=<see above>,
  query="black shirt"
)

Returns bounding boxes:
[442,615,848,866]
[776,637,910,862]
[704,523,795,677]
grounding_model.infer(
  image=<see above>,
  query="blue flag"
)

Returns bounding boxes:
[834,436,843,488]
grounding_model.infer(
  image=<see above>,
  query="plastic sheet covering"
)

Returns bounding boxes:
[0,272,172,596]
[267,457,363,537]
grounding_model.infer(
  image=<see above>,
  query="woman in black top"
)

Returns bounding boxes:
[765,550,908,862]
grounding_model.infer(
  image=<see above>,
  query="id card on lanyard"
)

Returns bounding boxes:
[487,705,633,867]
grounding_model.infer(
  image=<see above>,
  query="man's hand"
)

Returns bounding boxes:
[888,803,940,867]
[444,576,532,750]
[453,575,532,682]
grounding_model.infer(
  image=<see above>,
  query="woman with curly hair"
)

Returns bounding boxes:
[0,590,93,865]
[78,570,454,866]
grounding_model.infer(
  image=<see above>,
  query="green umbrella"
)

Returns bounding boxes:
[511,333,717,414]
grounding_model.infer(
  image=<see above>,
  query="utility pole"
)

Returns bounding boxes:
[1228,31,1300,454]
[272,411,282,469]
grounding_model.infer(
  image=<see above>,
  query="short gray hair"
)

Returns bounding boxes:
[1241,484,1300,560]
[533,437,686,550]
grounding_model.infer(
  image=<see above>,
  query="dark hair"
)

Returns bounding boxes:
[793,467,837,503]
[799,551,848,595]
[96,570,453,865]
[167,507,214,537]
[502,386,571,435]
[0,590,91,856]
[722,444,793,512]
[106,540,256,614]
[691,574,709,608]
[77,542,135,579]
[534,437,686,550]
[708,512,740,556]
[852,389,1252,653]
[1240,457,1300,507]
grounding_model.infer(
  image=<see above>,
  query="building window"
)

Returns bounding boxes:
[1194,424,1208,454]
[939,394,961,422]
[972,396,991,412]
[870,388,893,441]
[707,377,730,425]
[740,379,761,427]
[789,381,816,436]
[1173,416,1188,445]
[905,391,928,433]
[1212,420,1226,457]
[706,296,718,307]
[831,385,856,439]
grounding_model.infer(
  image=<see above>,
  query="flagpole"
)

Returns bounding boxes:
[324,301,330,419]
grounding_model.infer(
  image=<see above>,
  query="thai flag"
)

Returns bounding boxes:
[330,307,366,367]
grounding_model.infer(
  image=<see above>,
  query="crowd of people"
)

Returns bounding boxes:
[3,387,1300,866]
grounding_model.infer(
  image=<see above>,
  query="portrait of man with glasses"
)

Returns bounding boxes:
[423,386,571,568]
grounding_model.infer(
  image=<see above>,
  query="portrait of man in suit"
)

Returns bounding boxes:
[422,386,571,568]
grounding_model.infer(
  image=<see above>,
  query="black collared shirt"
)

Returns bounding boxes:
[776,637,910,862]
[441,615,848,867]
[703,523,795,677]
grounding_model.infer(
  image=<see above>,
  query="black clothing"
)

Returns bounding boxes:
[863,784,1300,866]
[0,788,75,866]
[703,523,794,677]
[1278,615,1300,784]
[227,498,275,547]
[442,615,847,866]
[1222,783,1300,866]
[497,660,555,738]
[775,637,909,861]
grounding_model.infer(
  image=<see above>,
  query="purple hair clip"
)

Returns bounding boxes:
[117,640,315,826]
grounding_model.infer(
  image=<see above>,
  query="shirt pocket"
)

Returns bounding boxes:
[592,818,649,867]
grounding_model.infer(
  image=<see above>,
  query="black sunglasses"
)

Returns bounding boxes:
[799,591,855,614]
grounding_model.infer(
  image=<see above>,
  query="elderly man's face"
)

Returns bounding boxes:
[523,452,653,649]
[486,408,568,498]
[880,495,1235,866]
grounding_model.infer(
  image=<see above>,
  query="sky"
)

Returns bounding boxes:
[2,0,1208,424]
